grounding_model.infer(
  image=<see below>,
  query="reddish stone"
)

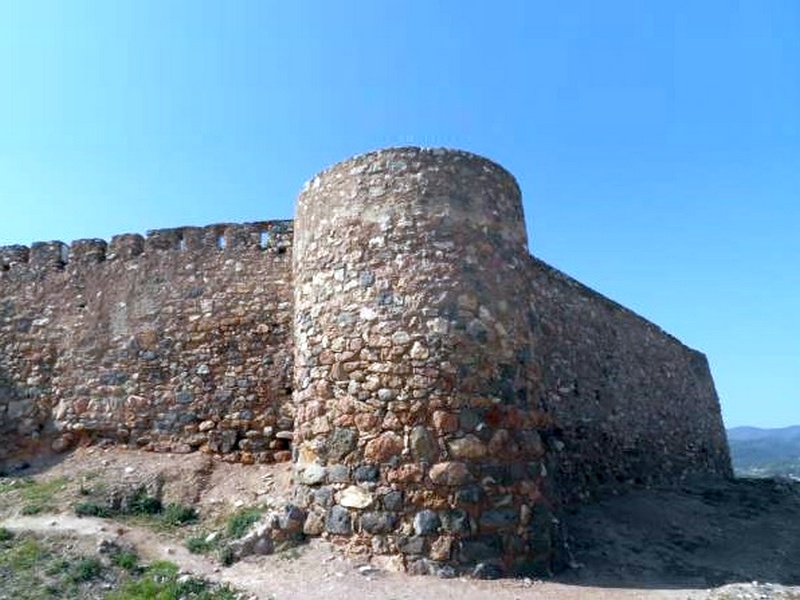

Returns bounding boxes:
[432,411,458,434]
[387,463,423,484]
[274,450,292,462]
[354,412,380,432]
[364,432,404,463]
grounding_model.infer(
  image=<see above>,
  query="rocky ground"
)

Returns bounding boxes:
[1,447,799,599]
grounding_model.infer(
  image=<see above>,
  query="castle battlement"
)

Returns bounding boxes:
[0,220,293,274]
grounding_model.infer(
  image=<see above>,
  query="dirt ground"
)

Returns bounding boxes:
[2,447,799,600]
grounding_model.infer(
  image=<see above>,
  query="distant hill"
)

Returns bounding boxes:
[727,425,800,479]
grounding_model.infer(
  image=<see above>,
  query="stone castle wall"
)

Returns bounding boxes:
[0,221,295,464]
[0,146,732,575]
[528,257,732,503]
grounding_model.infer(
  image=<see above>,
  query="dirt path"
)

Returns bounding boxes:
[1,513,703,600]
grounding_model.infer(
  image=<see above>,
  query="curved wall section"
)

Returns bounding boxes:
[292,147,559,575]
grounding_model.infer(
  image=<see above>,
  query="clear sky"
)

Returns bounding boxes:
[1,1,797,428]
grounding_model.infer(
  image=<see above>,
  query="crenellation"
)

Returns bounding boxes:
[30,241,68,271]
[0,149,730,577]
[109,233,145,259]
[145,227,183,251]
[0,245,30,272]
[69,239,108,265]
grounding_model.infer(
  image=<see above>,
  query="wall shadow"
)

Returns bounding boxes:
[0,367,63,476]
[552,476,800,589]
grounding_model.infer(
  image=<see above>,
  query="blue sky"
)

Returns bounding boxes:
[0,1,797,428]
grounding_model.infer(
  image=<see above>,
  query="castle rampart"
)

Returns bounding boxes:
[1,220,295,463]
[0,147,731,576]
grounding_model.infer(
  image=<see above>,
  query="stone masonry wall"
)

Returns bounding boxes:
[0,221,295,464]
[0,145,732,576]
[529,256,732,502]
[292,148,561,576]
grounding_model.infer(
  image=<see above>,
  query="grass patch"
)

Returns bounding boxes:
[162,502,199,526]
[3,535,45,570]
[74,500,112,518]
[129,491,163,515]
[106,559,238,600]
[3,476,70,515]
[68,556,104,583]
[111,549,140,572]
[184,505,266,565]
[186,534,217,555]
[0,533,245,599]
[73,493,198,531]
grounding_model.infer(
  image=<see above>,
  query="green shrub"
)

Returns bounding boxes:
[111,550,139,571]
[0,527,13,542]
[69,556,103,582]
[162,503,198,526]
[186,535,215,554]
[225,507,263,539]
[105,560,237,600]
[129,492,162,515]
[74,501,111,517]
[218,545,235,567]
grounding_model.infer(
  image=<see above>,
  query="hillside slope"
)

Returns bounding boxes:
[727,425,800,478]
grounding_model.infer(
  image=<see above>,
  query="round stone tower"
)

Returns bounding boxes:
[292,147,559,576]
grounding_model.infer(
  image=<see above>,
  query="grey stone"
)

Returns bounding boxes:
[325,505,351,535]
[436,564,457,579]
[440,509,472,534]
[359,511,398,534]
[377,388,396,402]
[398,535,426,555]
[328,428,357,461]
[327,463,350,483]
[455,485,483,505]
[354,464,379,482]
[406,557,434,575]
[459,536,501,563]
[472,562,504,579]
[409,425,438,463]
[479,507,518,530]
[252,536,274,555]
[413,509,441,535]
[300,464,326,485]
[278,504,306,533]
[312,485,334,508]
[382,490,404,511]
[359,270,375,288]
[459,409,482,432]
